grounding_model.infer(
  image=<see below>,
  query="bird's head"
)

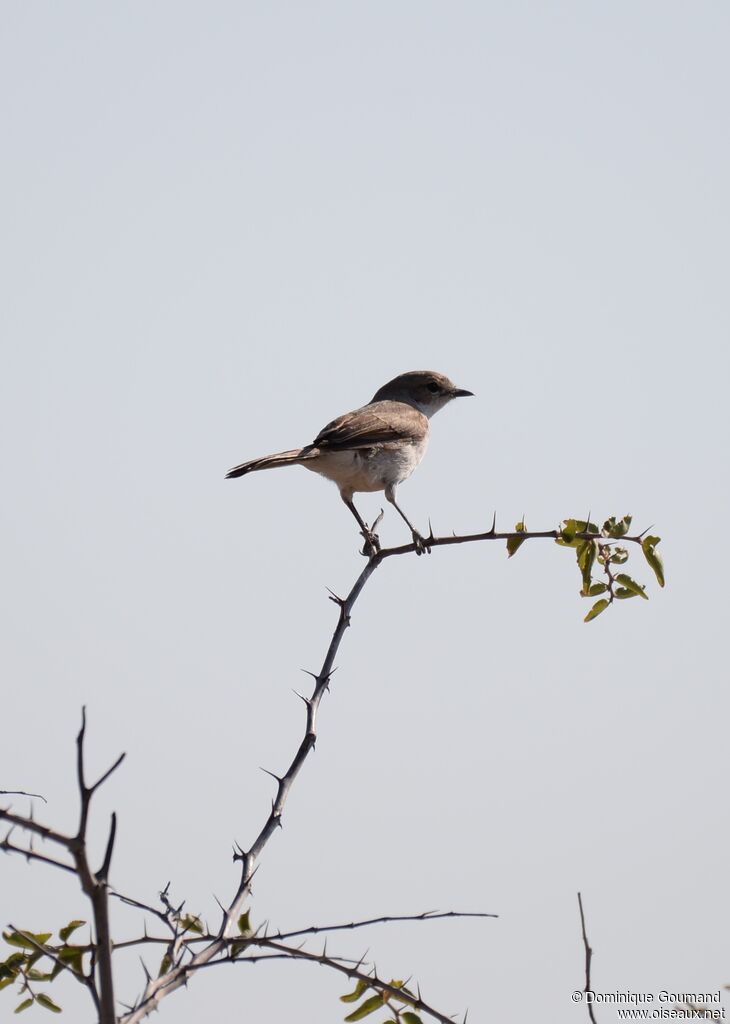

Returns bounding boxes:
[371,370,474,418]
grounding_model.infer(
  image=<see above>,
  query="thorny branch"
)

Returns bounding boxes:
[2,518,660,1022]
[1,708,125,1023]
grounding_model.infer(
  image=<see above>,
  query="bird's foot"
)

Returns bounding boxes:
[412,529,432,556]
[359,529,381,558]
[359,510,384,558]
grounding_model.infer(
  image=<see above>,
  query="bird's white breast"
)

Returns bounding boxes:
[304,436,429,497]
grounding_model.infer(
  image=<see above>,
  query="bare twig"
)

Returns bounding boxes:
[577,892,598,1024]
[270,909,498,942]
[0,832,76,873]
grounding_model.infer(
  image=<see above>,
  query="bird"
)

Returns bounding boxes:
[225,370,473,555]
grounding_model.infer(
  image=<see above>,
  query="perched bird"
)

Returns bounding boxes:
[226,370,473,554]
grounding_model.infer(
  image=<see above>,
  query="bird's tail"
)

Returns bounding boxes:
[225,447,316,479]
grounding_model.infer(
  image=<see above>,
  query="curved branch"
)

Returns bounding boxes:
[121,519,654,1021]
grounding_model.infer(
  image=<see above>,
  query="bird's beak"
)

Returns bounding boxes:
[452,387,474,398]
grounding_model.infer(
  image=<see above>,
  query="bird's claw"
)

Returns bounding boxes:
[359,529,381,558]
[412,530,431,556]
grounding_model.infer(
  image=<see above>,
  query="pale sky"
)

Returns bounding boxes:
[2,3,729,1022]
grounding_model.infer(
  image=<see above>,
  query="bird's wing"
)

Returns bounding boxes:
[312,401,425,451]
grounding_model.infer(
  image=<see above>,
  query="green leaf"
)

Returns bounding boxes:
[401,1014,424,1024]
[614,514,632,537]
[574,519,599,535]
[27,969,55,981]
[35,993,62,1013]
[615,574,648,600]
[180,915,204,935]
[158,954,172,977]
[237,911,252,936]
[556,519,578,546]
[3,932,52,950]
[507,521,526,558]
[344,993,385,1021]
[0,975,17,991]
[584,598,610,622]
[58,921,85,943]
[609,546,629,565]
[577,540,596,594]
[57,947,84,974]
[642,535,665,587]
[341,980,370,1004]
[2,954,27,969]
[14,998,33,1014]
[587,582,608,596]
[602,515,632,538]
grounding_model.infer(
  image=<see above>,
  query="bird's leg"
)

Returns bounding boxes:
[343,497,381,558]
[385,487,430,556]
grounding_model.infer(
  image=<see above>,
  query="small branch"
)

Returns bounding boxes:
[0,808,73,849]
[577,892,598,1024]
[97,813,117,882]
[69,709,122,1024]
[152,935,460,1024]
[380,525,649,560]
[255,938,459,1024]
[0,790,46,802]
[111,889,177,932]
[0,833,76,873]
[270,909,497,942]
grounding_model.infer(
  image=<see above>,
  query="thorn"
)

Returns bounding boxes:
[292,689,311,707]
[372,508,385,531]
[326,587,345,607]
[259,767,282,784]
[140,956,152,983]
[300,668,319,680]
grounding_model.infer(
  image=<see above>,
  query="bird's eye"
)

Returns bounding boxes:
[427,382,440,394]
